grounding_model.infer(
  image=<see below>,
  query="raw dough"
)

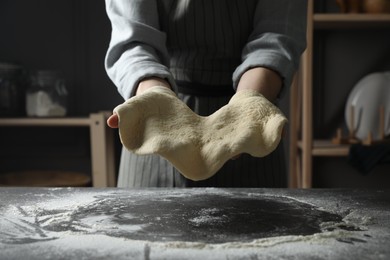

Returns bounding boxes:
[114,86,287,181]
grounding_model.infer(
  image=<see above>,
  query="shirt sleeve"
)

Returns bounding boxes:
[232,0,308,96]
[104,0,176,99]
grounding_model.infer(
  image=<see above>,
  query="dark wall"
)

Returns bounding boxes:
[0,0,122,179]
[0,0,122,116]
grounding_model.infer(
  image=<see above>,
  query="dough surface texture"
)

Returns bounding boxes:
[114,86,287,181]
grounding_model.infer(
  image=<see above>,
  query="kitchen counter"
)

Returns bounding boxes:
[0,188,389,259]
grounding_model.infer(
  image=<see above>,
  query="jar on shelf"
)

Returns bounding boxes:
[363,0,390,13]
[336,0,390,13]
[26,70,68,117]
[0,62,25,117]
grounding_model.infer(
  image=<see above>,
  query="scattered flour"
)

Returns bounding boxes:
[0,188,385,260]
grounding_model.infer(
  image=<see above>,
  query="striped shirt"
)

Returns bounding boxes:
[105,0,307,99]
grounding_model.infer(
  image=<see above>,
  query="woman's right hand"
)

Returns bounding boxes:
[108,77,172,129]
[107,113,119,128]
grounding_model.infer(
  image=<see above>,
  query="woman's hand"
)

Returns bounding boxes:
[107,77,172,129]
[233,67,283,160]
[236,67,282,102]
[107,113,119,128]
[136,77,171,95]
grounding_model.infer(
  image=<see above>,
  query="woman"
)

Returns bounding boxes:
[104,0,307,188]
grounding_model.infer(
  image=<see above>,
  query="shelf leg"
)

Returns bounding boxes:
[289,74,299,188]
[89,112,116,187]
[301,0,314,188]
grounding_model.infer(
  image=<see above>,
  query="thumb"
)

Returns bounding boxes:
[107,113,119,128]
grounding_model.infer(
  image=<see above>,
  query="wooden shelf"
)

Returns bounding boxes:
[0,117,92,127]
[314,13,390,29]
[0,112,116,187]
[288,0,390,188]
[298,140,350,157]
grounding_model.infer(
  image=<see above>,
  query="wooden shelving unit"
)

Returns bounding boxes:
[0,117,92,126]
[298,140,350,157]
[0,112,116,187]
[315,13,390,28]
[289,0,390,188]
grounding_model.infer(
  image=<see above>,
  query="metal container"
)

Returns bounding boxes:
[26,70,68,117]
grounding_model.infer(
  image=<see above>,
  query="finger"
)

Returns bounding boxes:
[107,113,119,128]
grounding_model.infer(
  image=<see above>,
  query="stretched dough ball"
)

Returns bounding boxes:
[114,86,287,181]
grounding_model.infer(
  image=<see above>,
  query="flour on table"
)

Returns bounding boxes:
[114,86,287,181]
[0,189,379,260]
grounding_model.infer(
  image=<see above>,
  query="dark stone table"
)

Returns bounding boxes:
[0,188,389,259]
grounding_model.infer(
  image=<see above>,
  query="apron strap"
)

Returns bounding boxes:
[176,81,235,97]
